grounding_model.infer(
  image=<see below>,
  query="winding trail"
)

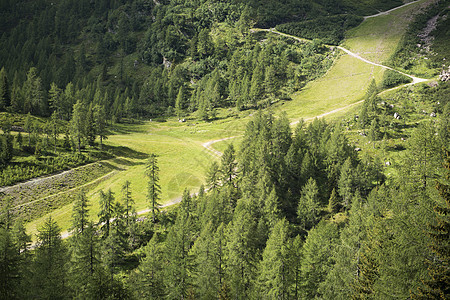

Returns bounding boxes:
[258,28,428,85]
[363,0,423,20]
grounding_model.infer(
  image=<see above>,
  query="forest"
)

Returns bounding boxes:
[0,0,449,299]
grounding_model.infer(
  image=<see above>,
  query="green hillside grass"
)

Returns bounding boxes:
[344,0,431,64]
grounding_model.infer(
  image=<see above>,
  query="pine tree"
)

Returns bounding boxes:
[206,161,221,191]
[257,218,292,299]
[48,82,62,113]
[94,104,108,150]
[297,177,321,231]
[165,190,194,299]
[414,150,450,299]
[130,233,165,299]
[121,180,135,227]
[70,100,86,153]
[146,153,161,222]
[0,67,10,111]
[264,65,276,96]
[0,227,20,299]
[327,188,340,214]
[221,144,237,187]
[32,216,68,299]
[71,189,90,234]
[175,86,184,120]
[50,111,60,152]
[226,198,258,299]
[98,189,115,238]
[249,65,264,106]
[338,157,354,210]
[301,221,339,299]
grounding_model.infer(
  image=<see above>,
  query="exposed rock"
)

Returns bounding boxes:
[354,148,361,152]
[430,112,436,117]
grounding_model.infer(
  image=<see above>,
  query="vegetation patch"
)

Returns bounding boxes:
[380,69,412,88]
[275,15,363,45]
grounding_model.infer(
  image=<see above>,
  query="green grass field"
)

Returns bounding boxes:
[343,0,431,64]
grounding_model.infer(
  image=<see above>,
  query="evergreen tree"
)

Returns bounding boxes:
[23,67,47,116]
[146,153,161,223]
[130,233,165,299]
[50,110,60,152]
[165,190,194,299]
[327,188,340,214]
[175,86,185,120]
[264,65,276,96]
[0,227,20,299]
[0,67,10,110]
[414,150,450,299]
[249,65,264,106]
[297,177,321,231]
[48,82,62,113]
[256,218,292,299]
[121,180,135,227]
[98,189,115,238]
[70,100,86,153]
[32,216,68,299]
[71,189,90,234]
[221,144,237,187]
[206,161,221,191]
[226,198,258,299]
[301,220,339,299]
[94,104,108,149]
[338,157,354,209]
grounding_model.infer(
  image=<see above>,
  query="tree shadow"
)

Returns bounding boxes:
[104,145,148,160]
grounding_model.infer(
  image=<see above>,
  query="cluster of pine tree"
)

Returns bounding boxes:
[1,103,448,298]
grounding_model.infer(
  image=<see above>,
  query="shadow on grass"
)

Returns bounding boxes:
[104,145,148,160]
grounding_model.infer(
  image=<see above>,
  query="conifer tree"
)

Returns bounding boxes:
[48,82,62,113]
[146,153,161,222]
[297,177,321,231]
[221,144,237,187]
[130,233,165,299]
[206,161,221,191]
[121,181,134,227]
[175,86,184,120]
[94,104,108,149]
[327,188,339,214]
[249,65,264,106]
[50,110,60,152]
[226,198,258,299]
[32,216,68,299]
[165,190,194,299]
[257,218,292,299]
[414,150,450,299]
[98,189,115,238]
[338,157,354,209]
[0,227,20,299]
[70,100,86,153]
[0,67,10,111]
[71,189,90,234]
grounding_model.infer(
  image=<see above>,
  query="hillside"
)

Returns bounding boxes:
[0,0,449,299]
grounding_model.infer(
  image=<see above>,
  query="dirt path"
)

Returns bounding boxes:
[363,0,423,20]
[202,136,238,157]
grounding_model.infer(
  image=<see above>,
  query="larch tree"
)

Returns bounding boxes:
[146,153,161,223]
[297,177,321,231]
[256,218,293,299]
[94,104,108,150]
[71,189,90,234]
[98,189,115,238]
[70,100,86,153]
[32,216,68,299]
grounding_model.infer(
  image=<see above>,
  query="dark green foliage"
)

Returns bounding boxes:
[32,216,69,299]
[276,14,363,45]
[381,69,412,89]
[146,153,161,223]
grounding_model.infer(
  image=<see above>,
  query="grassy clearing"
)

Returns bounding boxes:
[273,54,385,123]
[25,118,248,240]
[343,0,432,64]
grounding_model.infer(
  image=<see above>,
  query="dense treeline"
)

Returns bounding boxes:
[275,14,363,45]
[1,79,448,298]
